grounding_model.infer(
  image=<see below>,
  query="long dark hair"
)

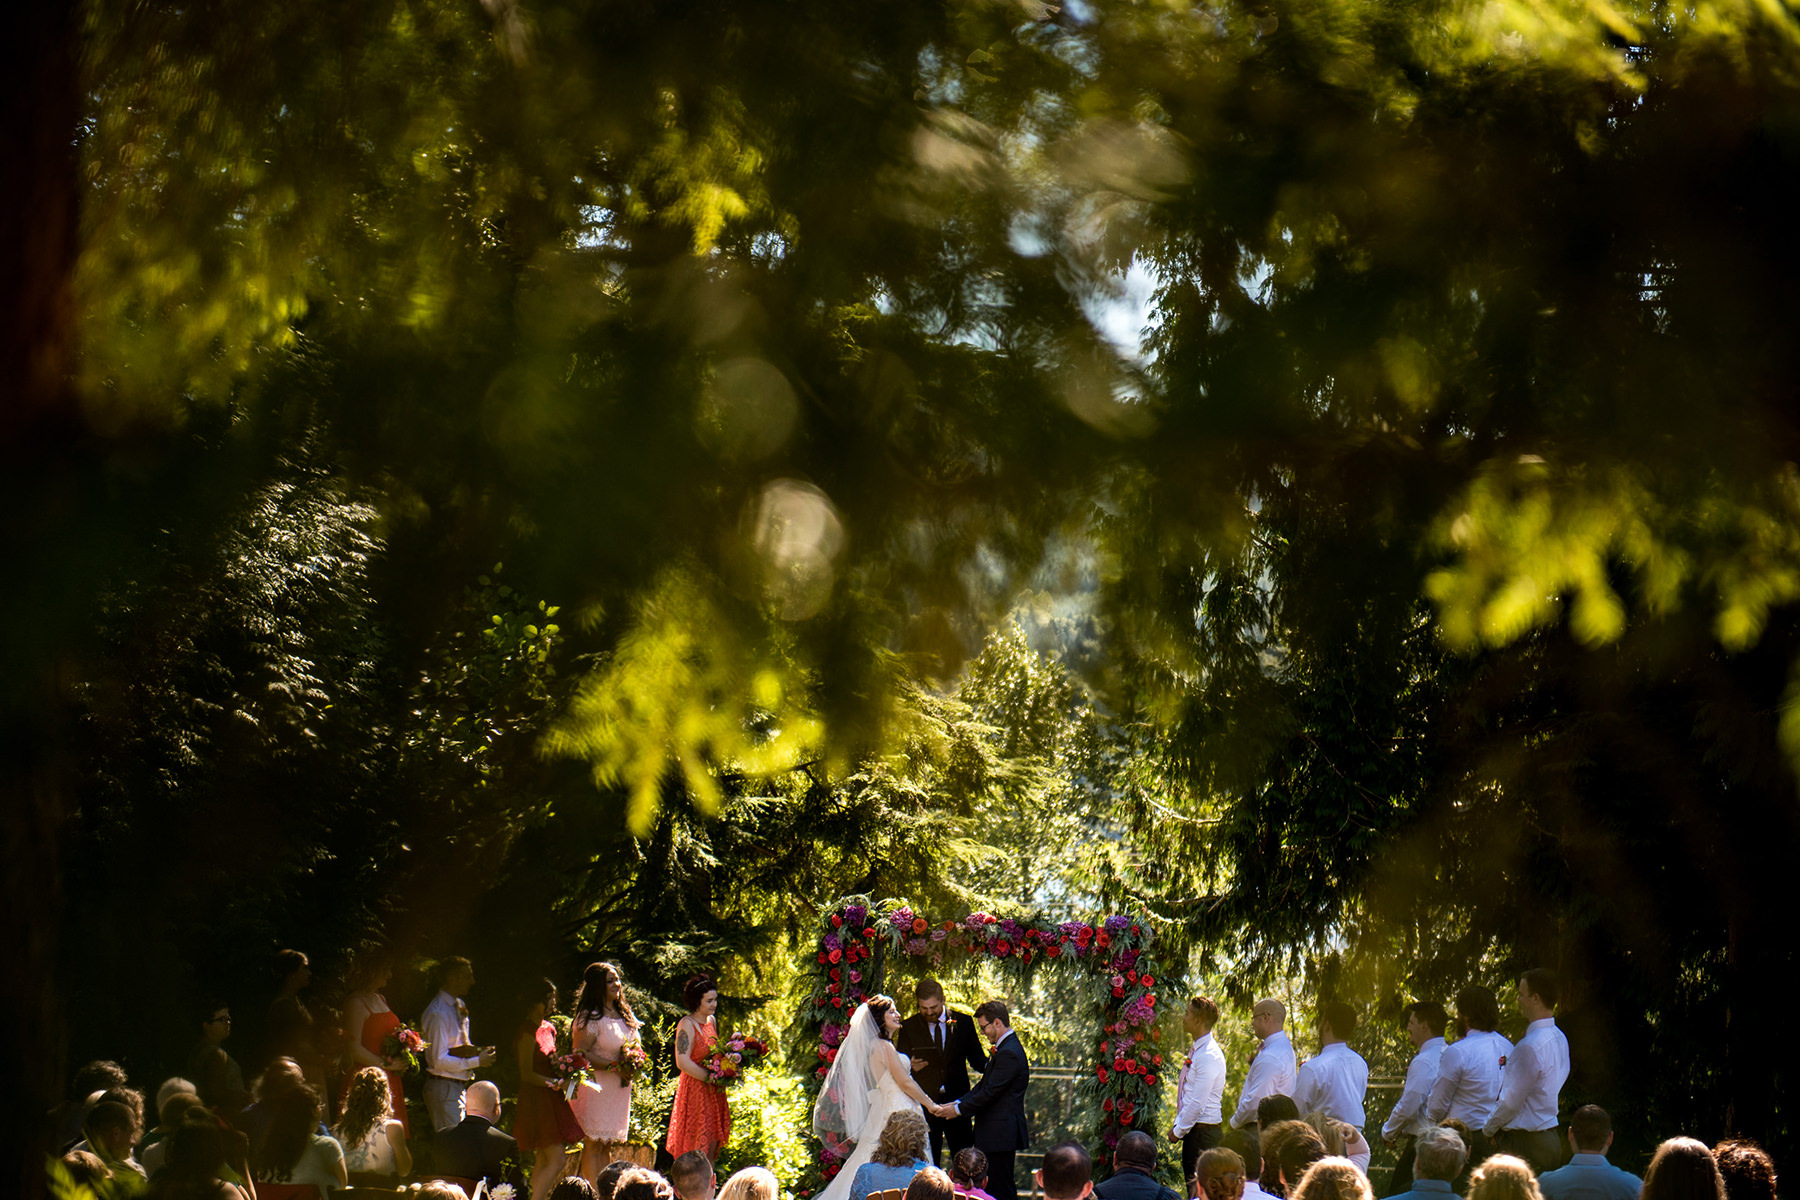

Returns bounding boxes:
[520,977,558,1034]
[682,974,717,1013]
[867,995,898,1042]
[575,962,639,1027]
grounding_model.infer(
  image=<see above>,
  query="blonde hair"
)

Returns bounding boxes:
[717,1168,779,1200]
[1290,1158,1374,1200]
[872,1109,931,1167]
[1469,1155,1545,1200]
[1301,1113,1346,1157]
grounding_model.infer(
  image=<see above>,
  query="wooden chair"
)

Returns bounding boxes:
[871,1189,907,1200]
[253,1186,322,1200]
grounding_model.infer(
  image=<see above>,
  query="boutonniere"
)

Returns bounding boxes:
[945,1017,957,1029]
[1498,1054,1508,1067]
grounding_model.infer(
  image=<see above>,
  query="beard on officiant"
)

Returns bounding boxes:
[897,979,990,1165]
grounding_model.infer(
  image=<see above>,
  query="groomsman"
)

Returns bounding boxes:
[898,978,989,1164]
[1169,995,1228,1187]
[1228,999,1297,1132]
[1292,1001,1368,1127]
[1427,985,1512,1168]
[1484,969,1570,1174]
[1381,1001,1449,1195]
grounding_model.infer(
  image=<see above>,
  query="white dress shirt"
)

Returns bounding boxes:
[1382,1036,1447,1140]
[421,990,474,1081]
[1230,1030,1298,1128]
[1174,1032,1228,1135]
[1485,1017,1569,1136]
[1293,1040,1368,1126]
[1426,1029,1512,1127]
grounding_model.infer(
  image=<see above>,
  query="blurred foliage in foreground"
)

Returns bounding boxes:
[15,0,1800,1178]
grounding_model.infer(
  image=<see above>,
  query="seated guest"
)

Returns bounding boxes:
[616,1167,680,1200]
[236,1057,311,1149]
[334,1065,412,1180]
[1224,1131,1268,1200]
[554,1181,603,1200]
[140,1082,201,1161]
[1197,1147,1248,1200]
[909,1168,959,1200]
[670,1151,718,1200]
[719,1167,781,1200]
[58,1150,111,1192]
[417,1183,473,1200]
[951,1148,998,1200]
[1300,1115,1369,1176]
[1642,1140,1726,1200]
[1259,1097,1302,1130]
[1386,1127,1469,1200]
[1539,1107,1641,1200]
[1261,1122,1327,1199]
[78,1098,148,1180]
[596,1160,637,1200]
[1095,1131,1179,1200]
[147,1116,254,1200]
[252,1084,346,1192]
[1713,1140,1777,1200]
[1289,1160,1370,1200]
[144,1094,210,1176]
[849,1109,934,1200]
[1468,1156,1544,1200]
[55,1061,132,1151]
[434,1079,517,1188]
[1037,1143,1095,1200]
[187,1005,249,1116]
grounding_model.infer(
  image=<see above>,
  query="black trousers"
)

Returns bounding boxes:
[1386,1136,1417,1197]
[926,1107,976,1167]
[1495,1128,1565,1176]
[1182,1124,1223,1188]
[985,1150,1018,1200]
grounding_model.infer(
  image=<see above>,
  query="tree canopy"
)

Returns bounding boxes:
[10,0,1800,1189]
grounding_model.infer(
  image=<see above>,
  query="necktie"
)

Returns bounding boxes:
[934,1020,943,1051]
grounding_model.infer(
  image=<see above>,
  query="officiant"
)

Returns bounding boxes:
[898,979,989,1165]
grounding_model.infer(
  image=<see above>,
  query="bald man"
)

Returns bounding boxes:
[1229,1000,1297,1132]
[434,1080,516,1188]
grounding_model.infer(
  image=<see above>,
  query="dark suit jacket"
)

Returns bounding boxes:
[434,1114,517,1185]
[958,1031,1029,1152]
[1095,1168,1180,1200]
[897,1010,988,1103]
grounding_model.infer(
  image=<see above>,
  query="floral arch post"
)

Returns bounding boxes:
[792,898,1178,1193]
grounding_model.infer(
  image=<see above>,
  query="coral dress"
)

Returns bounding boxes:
[666,1018,730,1157]
[514,1021,586,1152]
[358,1005,410,1135]
[570,1014,635,1143]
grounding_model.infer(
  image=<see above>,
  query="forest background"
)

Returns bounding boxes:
[7,0,1800,1195]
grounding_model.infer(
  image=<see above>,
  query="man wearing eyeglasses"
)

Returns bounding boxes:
[188,1004,249,1113]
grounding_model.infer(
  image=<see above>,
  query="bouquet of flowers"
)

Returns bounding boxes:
[592,1036,652,1086]
[703,1031,770,1087]
[381,1025,429,1074]
[547,1014,595,1100]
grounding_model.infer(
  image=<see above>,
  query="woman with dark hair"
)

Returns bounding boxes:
[340,952,410,1135]
[814,996,941,1200]
[1713,1139,1778,1200]
[147,1117,254,1200]
[516,978,587,1200]
[572,962,641,1182]
[252,1084,347,1192]
[951,1147,997,1200]
[667,973,730,1160]
[334,1065,412,1181]
[1643,1139,1728,1200]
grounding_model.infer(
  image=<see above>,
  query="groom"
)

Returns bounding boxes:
[939,1000,1030,1200]
[898,979,988,1165]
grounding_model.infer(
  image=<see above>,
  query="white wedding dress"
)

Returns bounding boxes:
[815,1006,925,1200]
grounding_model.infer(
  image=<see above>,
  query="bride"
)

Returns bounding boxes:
[813,995,949,1200]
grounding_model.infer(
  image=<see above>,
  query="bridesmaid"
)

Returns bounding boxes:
[341,954,409,1134]
[570,962,641,1182]
[514,978,585,1200]
[666,973,729,1161]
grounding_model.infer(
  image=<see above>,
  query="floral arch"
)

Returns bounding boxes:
[791,897,1178,1194]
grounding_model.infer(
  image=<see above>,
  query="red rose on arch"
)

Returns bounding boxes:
[1096,1066,1110,1082]
[830,968,840,981]
[829,948,843,963]
[1103,1098,1115,1113]
[1147,1074,1158,1086]
[1096,931,1112,948]
[912,917,928,934]
[1113,1057,1126,1072]
[863,928,877,939]
[1153,1055,1164,1066]
[817,952,828,964]
[994,939,1013,957]
[1112,987,1125,998]
[831,914,844,927]
[1132,924,1141,934]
